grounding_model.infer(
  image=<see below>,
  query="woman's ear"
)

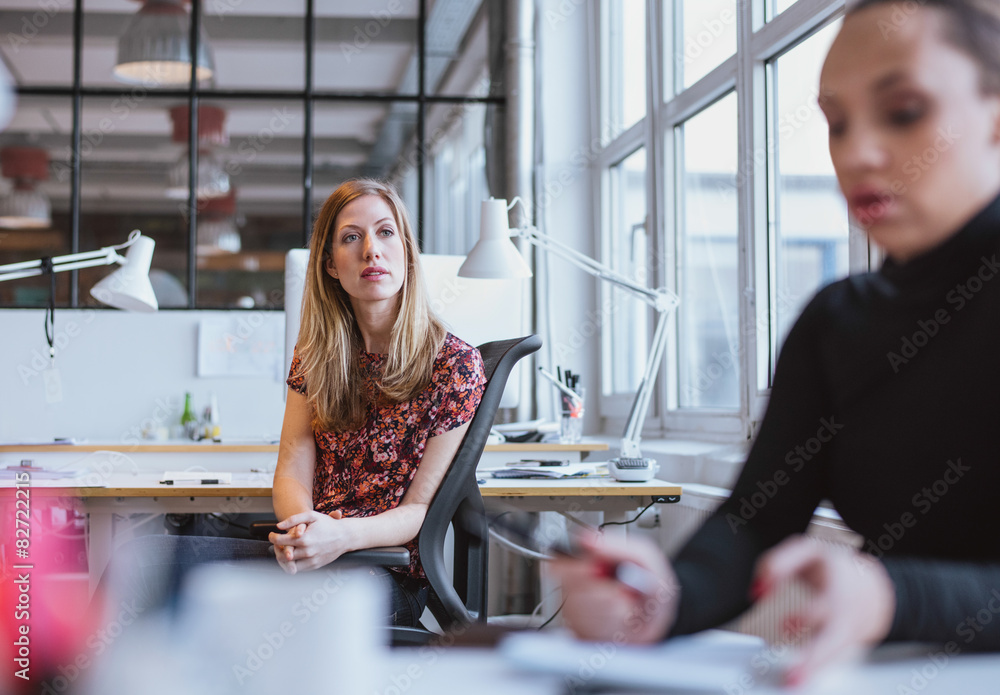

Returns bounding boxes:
[324,256,339,279]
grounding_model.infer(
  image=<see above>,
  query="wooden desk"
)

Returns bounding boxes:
[7,463,678,594]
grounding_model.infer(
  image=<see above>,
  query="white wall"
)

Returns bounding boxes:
[0,309,286,443]
[536,0,600,431]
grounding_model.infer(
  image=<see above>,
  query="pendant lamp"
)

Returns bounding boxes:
[113,0,215,86]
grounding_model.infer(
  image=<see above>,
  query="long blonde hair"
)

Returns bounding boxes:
[297,178,445,431]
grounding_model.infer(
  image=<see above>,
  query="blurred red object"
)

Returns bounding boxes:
[0,490,103,694]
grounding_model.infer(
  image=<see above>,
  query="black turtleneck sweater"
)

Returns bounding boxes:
[671,194,1000,650]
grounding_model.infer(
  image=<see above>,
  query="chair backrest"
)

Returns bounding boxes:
[417,334,541,630]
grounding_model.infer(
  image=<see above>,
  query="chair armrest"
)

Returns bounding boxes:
[333,547,410,568]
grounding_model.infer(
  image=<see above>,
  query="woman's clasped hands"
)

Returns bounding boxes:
[269,509,357,574]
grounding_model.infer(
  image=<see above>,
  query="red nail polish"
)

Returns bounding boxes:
[785,666,803,687]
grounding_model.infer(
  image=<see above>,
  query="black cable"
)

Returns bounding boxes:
[207,513,250,531]
[43,258,55,360]
[598,499,657,529]
[537,598,566,630]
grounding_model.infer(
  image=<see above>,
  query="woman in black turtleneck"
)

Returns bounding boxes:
[554,0,1000,685]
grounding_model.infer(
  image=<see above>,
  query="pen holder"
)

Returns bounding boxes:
[559,388,585,444]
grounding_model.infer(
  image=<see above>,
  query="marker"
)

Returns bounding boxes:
[538,366,583,402]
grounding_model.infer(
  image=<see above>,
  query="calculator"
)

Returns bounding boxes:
[608,457,658,482]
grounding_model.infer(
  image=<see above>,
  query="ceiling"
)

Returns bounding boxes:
[0,0,491,217]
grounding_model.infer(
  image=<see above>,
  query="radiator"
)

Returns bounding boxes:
[654,484,863,647]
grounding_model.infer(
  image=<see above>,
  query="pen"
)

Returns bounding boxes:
[470,510,660,597]
[538,367,583,402]
[159,479,222,485]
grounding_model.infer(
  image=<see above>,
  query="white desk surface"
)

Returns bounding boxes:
[380,643,1000,694]
[4,471,680,499]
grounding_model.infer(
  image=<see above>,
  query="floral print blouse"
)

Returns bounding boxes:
[286,333,486,579]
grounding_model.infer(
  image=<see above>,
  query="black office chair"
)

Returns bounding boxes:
[389,334,541,644]
[257,335,542,644]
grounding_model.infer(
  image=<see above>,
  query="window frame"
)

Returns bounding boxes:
[597,0,868,443]
[3,0,502,310]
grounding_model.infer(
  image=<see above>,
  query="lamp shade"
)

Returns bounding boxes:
[0,188,50,229]
[458,198,533,279]
[166,148,230,199]
[197,189,241,254]
[0,147,51,229]
[113,0,214,86]
[90,235,159,312]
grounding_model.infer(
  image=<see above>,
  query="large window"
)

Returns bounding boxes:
[598,0,863,439]
[677,92,739,410]
[0,0,500,309]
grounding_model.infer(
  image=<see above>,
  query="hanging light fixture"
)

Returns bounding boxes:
[113,0,215,86]
[197,188,241,255]
[0,147,51,229]
[165,104,230,200]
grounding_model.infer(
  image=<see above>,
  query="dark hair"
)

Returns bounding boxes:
[848,0,1000,93]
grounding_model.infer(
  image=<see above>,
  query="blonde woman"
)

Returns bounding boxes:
[103,180,484,628]
[269,178,486,626]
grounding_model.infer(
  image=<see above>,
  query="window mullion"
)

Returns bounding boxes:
[646,0,666,436]
[738,0,768,438]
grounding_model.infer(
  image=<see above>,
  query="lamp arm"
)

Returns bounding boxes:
[0,247,124,283]
[513,223,680,458]
[620,307,672,459]
[516,226,675,310]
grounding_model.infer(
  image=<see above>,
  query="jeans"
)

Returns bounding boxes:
[105,535,428,628]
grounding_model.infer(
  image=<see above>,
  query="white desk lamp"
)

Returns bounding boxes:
[459,198,680,481]
[0,229,158,312]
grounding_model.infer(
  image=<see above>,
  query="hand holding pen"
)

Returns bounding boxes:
[547,529,679,644]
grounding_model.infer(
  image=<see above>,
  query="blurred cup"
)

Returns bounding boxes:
[559,387,585,444]
[176,563,386,695]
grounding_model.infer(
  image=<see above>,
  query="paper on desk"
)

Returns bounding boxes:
[0,466,88,480]
[500,630,765,691]
[487,463,600,479]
